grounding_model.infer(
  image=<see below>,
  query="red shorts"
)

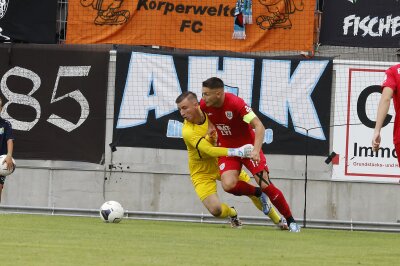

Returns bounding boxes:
[218,151,269,176]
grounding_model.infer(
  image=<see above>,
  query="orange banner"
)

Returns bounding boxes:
[67,0,315,52]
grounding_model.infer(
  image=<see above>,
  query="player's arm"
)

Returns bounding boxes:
[372,87,393,151]
[196,137,227,157]
[183,130,252,158]
[5,139,14,170]
[240,104,265,162]
[249,116,265,162]
[249,116,265,153]
[4,122,14,170]
[197,138,253,158]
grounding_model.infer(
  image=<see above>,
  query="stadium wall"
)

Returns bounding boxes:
[1,47,400,227]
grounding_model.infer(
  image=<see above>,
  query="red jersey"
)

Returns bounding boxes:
[382,64,400,144]
[200,93,255,148]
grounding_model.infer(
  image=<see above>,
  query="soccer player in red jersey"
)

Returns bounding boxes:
[200,77,300,232]
[373,64,400,164]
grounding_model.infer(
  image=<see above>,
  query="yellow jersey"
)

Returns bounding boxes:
[182,113,228,177]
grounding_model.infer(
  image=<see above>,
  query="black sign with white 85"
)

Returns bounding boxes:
[0,44,110,163]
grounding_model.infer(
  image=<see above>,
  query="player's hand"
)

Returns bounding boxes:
[228,144,254,158]
[372,132,381,152]
[4,155,13,171]
[250,149,260,162]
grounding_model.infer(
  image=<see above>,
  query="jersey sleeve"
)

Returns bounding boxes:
[382,67,397,92]
[182,125,228,158]
[196,138,228,157]
[234,95,256,124]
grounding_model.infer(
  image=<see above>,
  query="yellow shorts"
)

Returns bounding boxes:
[191,170,251,201]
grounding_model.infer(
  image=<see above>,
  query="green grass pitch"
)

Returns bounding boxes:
[0,214,398,266]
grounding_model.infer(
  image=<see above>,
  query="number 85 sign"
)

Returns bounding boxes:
[1,66,90,132]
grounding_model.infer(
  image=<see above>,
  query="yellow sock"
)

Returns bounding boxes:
[219,203,237,218]
[249,196,262,211]
[267,206,281,224]
[249,196,281,224]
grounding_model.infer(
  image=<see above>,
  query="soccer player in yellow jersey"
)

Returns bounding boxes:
[176,91,287,229]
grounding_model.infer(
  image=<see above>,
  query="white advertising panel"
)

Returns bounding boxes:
[332,60,400,183]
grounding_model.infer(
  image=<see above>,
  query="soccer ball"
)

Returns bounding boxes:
[100,201,124,223]
[0,154,16,176]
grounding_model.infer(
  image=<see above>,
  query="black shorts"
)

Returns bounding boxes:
[0,176,5,185]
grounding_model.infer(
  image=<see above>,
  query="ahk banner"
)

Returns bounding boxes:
[67,0,315,52]
[112,47,333,156]
[0,0,57,43]
[320,0,400,48]
[0,44,109,163]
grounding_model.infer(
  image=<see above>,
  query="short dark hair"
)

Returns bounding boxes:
[202,77,224,90]
[175,91,198,104]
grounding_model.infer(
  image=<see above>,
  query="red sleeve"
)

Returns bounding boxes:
[382,67,397,92]
[231,94,252,119]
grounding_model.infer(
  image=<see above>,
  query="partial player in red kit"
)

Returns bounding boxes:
[373,64,400,164]
[200,77,300,232]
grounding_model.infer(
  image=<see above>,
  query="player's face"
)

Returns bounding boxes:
[177,97,198,123]
[202,87,222,107]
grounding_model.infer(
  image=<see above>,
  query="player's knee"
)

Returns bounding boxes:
[221,179,237,191]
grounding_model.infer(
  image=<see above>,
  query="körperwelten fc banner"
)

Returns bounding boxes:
[0,45,109,163]
[112,47,333,156]
[0,0,57,43]
[320,0,400,48]
[67,0,315,52]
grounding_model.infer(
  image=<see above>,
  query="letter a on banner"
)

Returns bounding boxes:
[117,52,182,128]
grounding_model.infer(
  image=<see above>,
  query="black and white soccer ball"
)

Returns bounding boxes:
[0,154,15,176]
[100,201,124,223]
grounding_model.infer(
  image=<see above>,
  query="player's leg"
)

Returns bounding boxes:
[0,176,5,203]
[193,174,242,228]
[238,170,288,229]
[248,195,288,229]
[201,193,236,218]
[219,157,262,197]
[256,170,299,232]
[243,154,300,232]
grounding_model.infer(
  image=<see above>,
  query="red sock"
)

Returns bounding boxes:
[226,180,258,196]
[263,183,292,219]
